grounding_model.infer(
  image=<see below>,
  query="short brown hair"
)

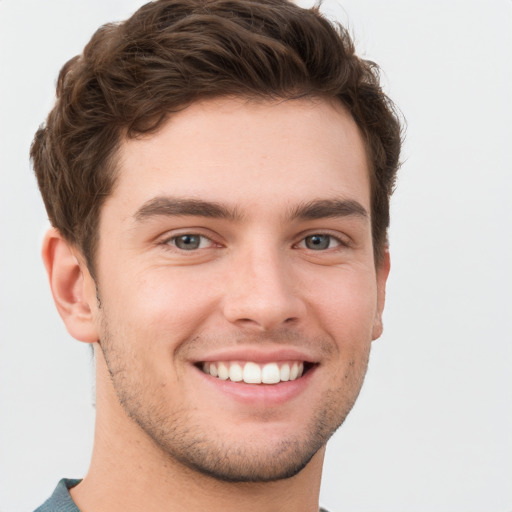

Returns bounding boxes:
[31,0,402,275]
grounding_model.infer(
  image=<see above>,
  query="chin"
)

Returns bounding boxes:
[136,390,348,484]
[156,430,326,483]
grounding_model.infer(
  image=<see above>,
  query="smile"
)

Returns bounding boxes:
[200,361,309,384]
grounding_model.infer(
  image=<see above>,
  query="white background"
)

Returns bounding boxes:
[0,1,511,511]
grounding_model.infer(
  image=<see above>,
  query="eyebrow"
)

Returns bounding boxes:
[133,196,368,224]
[287,199,369,222]
[134,197,243,222]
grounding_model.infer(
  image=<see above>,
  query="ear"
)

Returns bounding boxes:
[42,228,99,343]
[372,248,391,341]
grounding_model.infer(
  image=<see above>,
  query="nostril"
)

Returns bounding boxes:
[222,288,306,330]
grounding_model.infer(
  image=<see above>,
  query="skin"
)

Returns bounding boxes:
[43,96,390,512]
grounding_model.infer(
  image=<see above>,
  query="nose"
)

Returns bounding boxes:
[222,245,306,331]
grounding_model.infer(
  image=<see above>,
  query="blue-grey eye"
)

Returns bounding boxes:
[304,234,332,250]
[173,234,202,250]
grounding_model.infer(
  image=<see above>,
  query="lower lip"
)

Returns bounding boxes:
[194,365,317,407]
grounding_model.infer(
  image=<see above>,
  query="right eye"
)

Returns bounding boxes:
[165,234,213,251]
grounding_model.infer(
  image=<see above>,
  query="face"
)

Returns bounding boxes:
[87,97,388,482]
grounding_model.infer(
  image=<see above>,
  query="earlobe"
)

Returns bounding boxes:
[42,228,99,343]
[372,248,391,341]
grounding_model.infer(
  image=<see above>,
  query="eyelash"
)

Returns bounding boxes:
[160,231,348,253]
[162,233,217,251]
[295,233,347,251]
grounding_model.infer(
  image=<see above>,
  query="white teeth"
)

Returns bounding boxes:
[280,364,290,382]
[243,362,261,384]
[202,361,307,384]
[217,362,229,380]
[290,362,299,380]
[261,363,280,384]
[229,363,243,382]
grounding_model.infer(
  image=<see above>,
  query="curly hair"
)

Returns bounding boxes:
[31,0,402,275]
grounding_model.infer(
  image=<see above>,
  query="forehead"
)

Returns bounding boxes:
[110,97,370,220]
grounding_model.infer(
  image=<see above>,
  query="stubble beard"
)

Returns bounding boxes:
[98,320,370,483]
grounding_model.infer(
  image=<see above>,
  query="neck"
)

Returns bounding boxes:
[71,350,324,512]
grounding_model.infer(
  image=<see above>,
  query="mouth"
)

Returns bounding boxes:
[198,360,315,384]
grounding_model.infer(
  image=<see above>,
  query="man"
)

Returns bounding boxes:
[31,0,401,510]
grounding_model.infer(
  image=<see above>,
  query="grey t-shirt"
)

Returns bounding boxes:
[34,479,81,512]
[34,479,331,511]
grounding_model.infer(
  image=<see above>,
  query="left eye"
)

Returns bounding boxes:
[167,234,211,251]
[300,234,340,250]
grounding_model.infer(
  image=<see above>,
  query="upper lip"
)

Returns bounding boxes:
[191,346,319,365]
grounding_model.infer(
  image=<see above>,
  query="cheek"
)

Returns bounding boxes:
[305,268,378,346]
[97,271,217,394]
[105,268,220,346]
